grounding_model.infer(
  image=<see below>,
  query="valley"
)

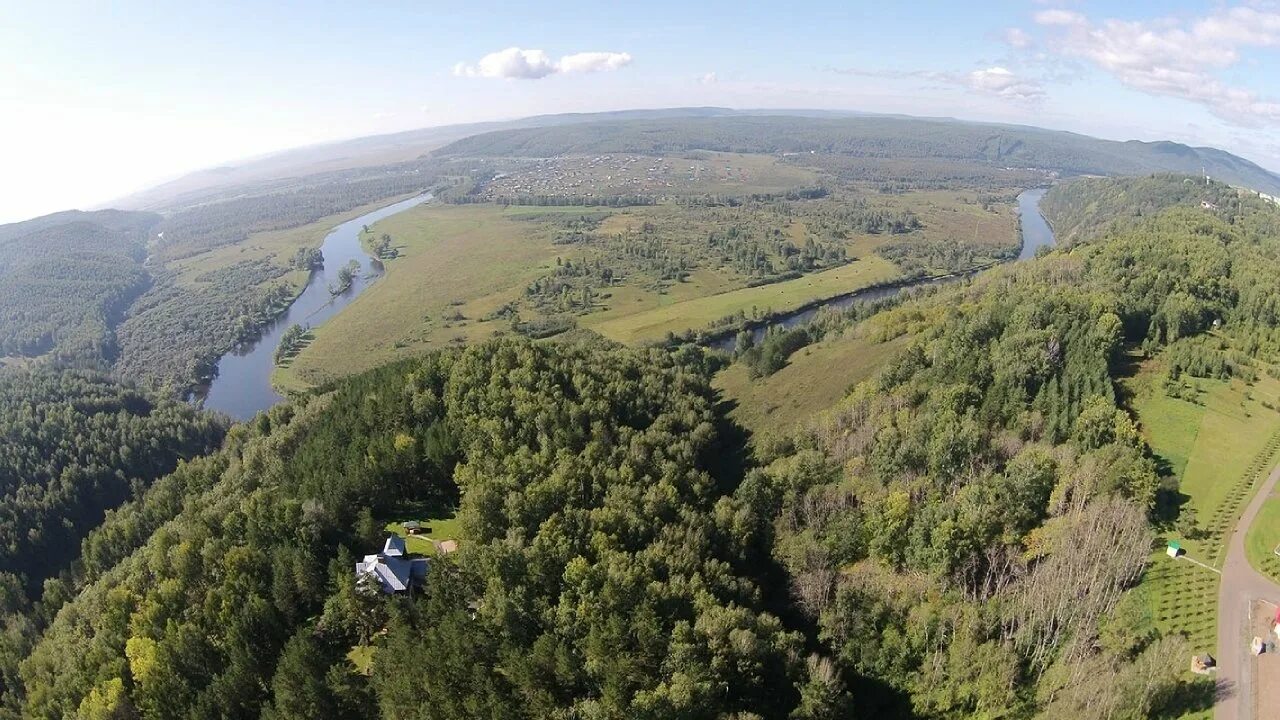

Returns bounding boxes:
[6,110,1280,719]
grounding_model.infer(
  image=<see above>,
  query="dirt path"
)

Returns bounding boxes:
[1216,462,1280,719]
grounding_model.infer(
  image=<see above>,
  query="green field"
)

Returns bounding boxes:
[1125,356,1280,677]
[714,329,908,438]
[273,158,1020,393]
[275,202,568,392]
[588,257,899,344]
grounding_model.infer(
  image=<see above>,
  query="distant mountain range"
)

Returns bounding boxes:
[104,107,1280,212]
[432,114,1280,196]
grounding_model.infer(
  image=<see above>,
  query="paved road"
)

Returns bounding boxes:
[1216,462,1280,720]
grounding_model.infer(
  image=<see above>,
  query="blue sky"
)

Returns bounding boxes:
[5,0,1280,222]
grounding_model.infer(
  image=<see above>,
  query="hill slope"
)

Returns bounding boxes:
[433,114,1280,194]
[110,109,1280,212]
[109,108,747,211]
[0,210,161,364]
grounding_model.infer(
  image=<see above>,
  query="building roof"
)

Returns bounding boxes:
[355,553,430,594]
[383,535,407,557]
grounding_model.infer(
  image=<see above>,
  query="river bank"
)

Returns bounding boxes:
[702,187,1054,353]
[197,193,432,420]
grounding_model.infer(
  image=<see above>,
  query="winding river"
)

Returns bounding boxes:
[200,187,1053,420]
[199,194,431,420]
[706,187,1056,352]
[1016,187,1055,260]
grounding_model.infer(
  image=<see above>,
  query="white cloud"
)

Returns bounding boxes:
[829,65,1044,103]
[1031,5,1280,126]
[699,72,718,84]
[557,51,633,74]
[965,66,1046,101]
[1034,10,1086,27]
[1004,27,1033,49]
[453,47,632,80]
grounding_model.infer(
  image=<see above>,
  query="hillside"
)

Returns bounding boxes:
[0,210,160,364]
[110,109,1280,214]
[110,108,748,212]
[1041,173,1280,245]
[9,182,1280,717]
[434,115,1280,195]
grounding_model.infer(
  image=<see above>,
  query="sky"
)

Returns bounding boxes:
[5,0,1280,223]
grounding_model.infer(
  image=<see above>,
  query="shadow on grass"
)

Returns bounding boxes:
[1150,676,1224,719]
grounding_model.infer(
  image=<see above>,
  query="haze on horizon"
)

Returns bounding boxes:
[6,0,1280,224]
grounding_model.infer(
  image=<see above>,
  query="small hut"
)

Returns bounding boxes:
[1167,540,1183,559]
[1191,654,1216,674]
[403,521,422,536]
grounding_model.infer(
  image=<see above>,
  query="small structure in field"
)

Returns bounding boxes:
[355,535,428,594]
[1167,540,1183,559]
[1191,654,1216,674]
[403,521,422,535]
[1252,636,1267,656]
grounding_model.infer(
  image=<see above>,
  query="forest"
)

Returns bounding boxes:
[0,368,226,712]
[0,212,158,366]
[0,177,1275,719]
[8,101,1280,719]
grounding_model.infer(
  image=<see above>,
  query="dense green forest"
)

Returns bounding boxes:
[0,370,226,598]
[1039,173,1278,245]
[0,369,226,712]
[0,211,158,365]
[9,340,841,719]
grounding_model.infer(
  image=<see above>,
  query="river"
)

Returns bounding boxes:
[199,193,431,420]
[201,187,1053,419]
[706,187,1055,352]
[1016,187,1054,260]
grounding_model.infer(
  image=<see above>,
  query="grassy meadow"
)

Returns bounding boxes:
[586,256,898,344]
[274,155,1021,393]
[713,329,908,438]
[275,202,568,391]
[170,193,421,299]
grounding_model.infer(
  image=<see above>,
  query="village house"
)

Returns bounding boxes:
[355,535,428,594]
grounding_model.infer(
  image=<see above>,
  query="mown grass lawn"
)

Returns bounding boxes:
[383,511,462,557]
